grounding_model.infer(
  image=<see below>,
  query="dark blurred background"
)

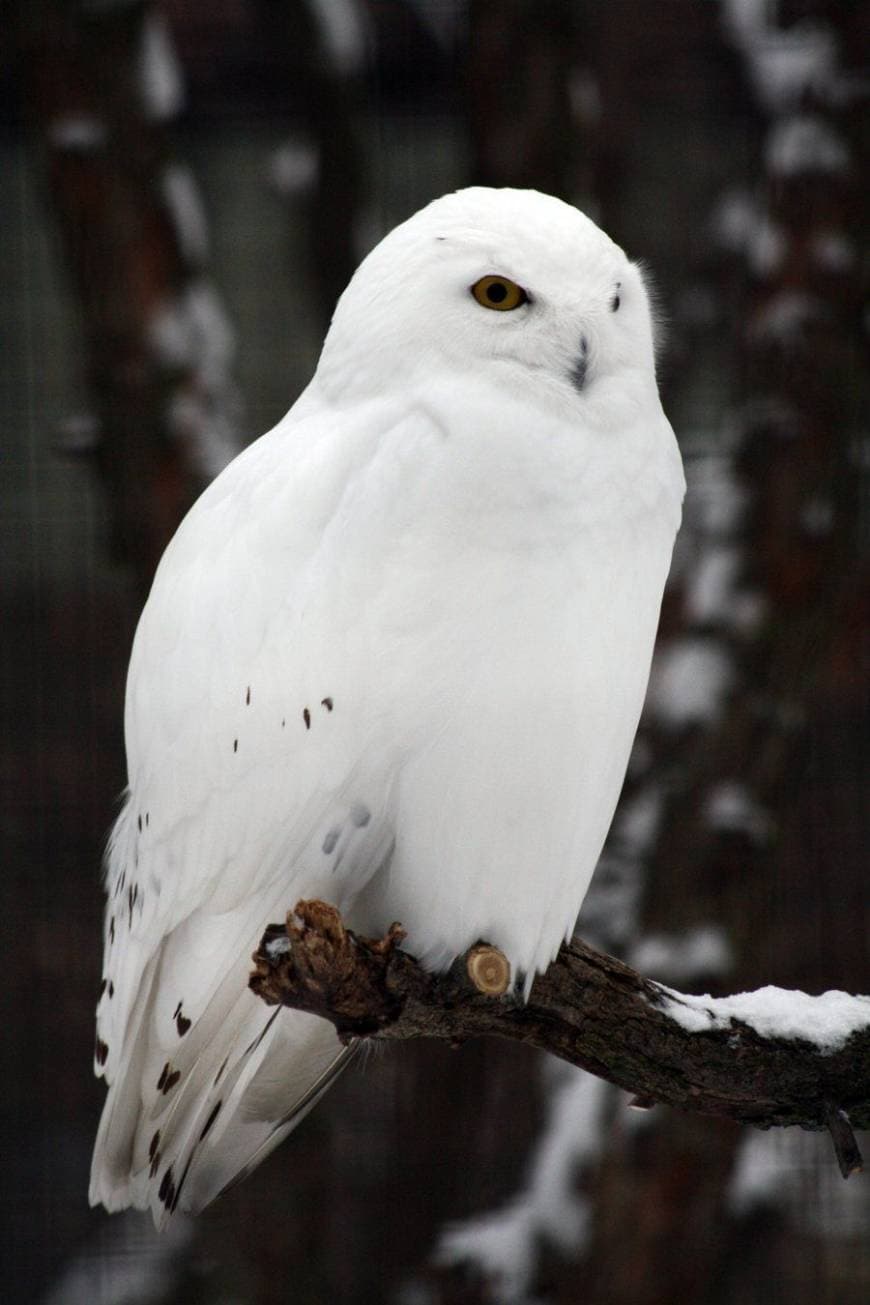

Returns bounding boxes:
[1,2,868,1302]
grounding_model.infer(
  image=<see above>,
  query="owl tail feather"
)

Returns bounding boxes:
[89,894,354,1229]
[150,1010,353,1228]
[91,998,352,1229]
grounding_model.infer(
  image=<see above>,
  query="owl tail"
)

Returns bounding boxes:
[89,899,355,1230]
[91,994,353,1229]
[150,1008,354,1228]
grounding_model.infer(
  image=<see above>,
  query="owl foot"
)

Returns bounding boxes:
[250,899,407,1040]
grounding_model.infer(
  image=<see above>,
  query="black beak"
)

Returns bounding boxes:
[570,336,589,394]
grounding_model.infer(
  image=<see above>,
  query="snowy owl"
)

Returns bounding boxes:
[90,187,684,1226]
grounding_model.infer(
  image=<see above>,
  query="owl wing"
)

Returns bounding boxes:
[90,398,402,1225]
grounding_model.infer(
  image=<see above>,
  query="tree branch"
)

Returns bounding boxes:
[250,900,869,1175]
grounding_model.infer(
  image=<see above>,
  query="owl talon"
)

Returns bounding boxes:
[250,900,408,1036]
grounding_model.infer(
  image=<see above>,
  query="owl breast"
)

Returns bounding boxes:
[348,510,673,983]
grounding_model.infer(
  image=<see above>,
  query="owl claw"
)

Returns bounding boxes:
[250,900,408,1036]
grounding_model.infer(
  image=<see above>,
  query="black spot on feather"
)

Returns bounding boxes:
[148,1131,163,1178]
[159,1165,175,1209]
[95,1037,109,1066]
[233,738,238,753]
[246,685,251,705]
[156,1061,182,1094]
[138,814,142,832]
[199,1100,223,1140]
[109,916,115,944]
[322,827,340,855]
[176,1008,191,1037]
[170,1155,193,1213]
[303,707,311,729]
[321,697,333,711]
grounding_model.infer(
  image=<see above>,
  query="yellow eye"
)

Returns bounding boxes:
[471,275,528,312]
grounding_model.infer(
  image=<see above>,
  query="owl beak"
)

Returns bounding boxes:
[569,336,589,394]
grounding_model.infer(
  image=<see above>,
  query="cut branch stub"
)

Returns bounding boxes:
[466,944,511,995]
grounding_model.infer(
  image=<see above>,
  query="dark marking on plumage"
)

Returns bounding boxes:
[321,697,333,711]
[150,1150,161,1178]
[350,803,371,828]
[108,980,114,997]
[170,1155,193,1214]
[610,281,621,312]
[145,811,149,827]
[117,870,126,897]
[138,814,142,832]
[159,1165,175,1209]
[322,827,341,855]
[199,1100,223,1141]
[242,1018,274,1059]
[157,1062,169,1091]
[95,1036,109,1066]
[163,1069,181,1094]
[246,686,251,705]
[570,336,589,394]
[233,738,238,753]
[109,916,115,944]
[303,707,311,730]
[214,1054,229,1086]
[99,978,107,998]
[176,1007,191,1037]
[149,1131,160,1161]
[281,718,286,728]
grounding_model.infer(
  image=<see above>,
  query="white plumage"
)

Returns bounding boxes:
[90,187,684,1227]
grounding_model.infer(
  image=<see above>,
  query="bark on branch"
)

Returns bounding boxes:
[250,902,869,1175]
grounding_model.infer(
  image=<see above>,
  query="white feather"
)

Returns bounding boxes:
[91,187,684,1225]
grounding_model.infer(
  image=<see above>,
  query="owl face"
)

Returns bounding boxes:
[317,188,658,416]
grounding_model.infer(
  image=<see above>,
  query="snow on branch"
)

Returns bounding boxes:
[251,900,869,1177]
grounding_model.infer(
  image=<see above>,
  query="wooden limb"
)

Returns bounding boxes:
[250,901,869,1174]
[823,1102,864,1179]
[465,944,511,996]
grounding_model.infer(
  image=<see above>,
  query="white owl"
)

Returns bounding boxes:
[90,187,684,1227]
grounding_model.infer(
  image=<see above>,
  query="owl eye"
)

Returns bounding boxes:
[471,276,528,312]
